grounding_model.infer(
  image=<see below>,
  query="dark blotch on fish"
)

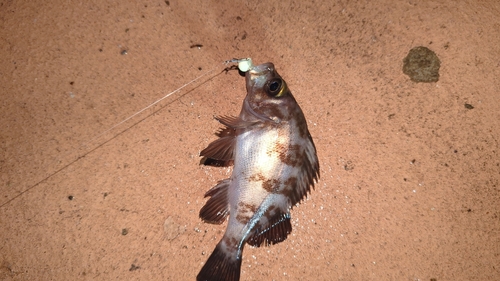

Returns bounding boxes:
[261,178,280,193]
[197,62,320,281]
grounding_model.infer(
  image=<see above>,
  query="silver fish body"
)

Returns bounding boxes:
[197,62,319,281]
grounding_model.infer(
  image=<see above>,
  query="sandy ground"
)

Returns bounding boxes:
[1,0,499,280]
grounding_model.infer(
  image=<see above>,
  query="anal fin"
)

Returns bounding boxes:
[199,179,230,224]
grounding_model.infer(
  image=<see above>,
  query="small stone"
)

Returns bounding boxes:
[403,46,441,82]
[464,103,474,109]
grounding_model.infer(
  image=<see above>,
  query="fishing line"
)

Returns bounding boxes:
[84,63,221,148]
[0,59,243,208]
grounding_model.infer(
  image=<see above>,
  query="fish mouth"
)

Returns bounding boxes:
[246,62,275,89]
[248,62,274,77]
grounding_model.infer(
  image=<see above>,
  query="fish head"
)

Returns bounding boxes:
[243,62,298,123]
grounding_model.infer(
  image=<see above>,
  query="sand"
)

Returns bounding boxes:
[1,0,499,280]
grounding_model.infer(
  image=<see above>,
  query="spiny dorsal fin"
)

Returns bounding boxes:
[287,133,320,207]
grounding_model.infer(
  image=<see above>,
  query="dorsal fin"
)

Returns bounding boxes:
[286,133,320,206]
[247,212,292,247]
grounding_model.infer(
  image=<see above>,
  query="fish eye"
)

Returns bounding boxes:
[266,78,283,97]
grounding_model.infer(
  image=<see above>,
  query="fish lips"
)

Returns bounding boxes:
[245,62,281,93]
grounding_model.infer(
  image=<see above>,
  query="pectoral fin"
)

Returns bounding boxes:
[215,115,259,129]
[200,126,236,166]
[200,115,265,167]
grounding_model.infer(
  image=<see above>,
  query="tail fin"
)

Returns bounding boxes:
[197,243,242,281]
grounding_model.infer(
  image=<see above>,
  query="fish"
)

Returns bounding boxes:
[197,61,320,281]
